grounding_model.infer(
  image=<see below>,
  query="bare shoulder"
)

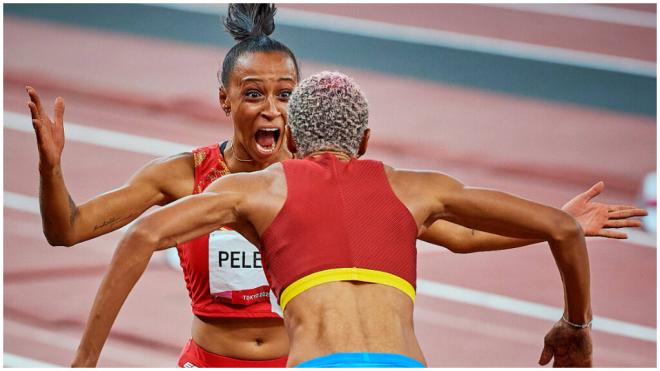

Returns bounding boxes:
[383,164,463,192]
[204,163,283,195]
[129,152,194,203]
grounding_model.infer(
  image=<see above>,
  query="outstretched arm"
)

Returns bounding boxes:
[425,173,592,367]
[420,181,646,253]
[26,86,190,247]
[72,184,244,366]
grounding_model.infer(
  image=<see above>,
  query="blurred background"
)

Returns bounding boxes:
[3,3,656,367]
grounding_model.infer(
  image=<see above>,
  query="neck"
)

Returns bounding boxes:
[306,149,353,161]
[224,140,291,173]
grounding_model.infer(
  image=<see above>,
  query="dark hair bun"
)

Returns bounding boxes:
[224,3,276,42]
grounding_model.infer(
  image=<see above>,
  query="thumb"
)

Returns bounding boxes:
[538,343,553,366]
[583,181,604,201]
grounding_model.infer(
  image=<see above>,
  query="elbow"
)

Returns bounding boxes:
[43,230,76,247]
[549,210,583,244]
[124,221,161,252]
[445,244,478,254]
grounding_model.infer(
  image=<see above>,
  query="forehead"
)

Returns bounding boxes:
[231,51,297,82]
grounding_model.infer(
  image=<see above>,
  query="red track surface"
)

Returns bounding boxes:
[4,7,656,368]
[280,3,656,61]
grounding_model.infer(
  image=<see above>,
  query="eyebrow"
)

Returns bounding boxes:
[241,76,296,83]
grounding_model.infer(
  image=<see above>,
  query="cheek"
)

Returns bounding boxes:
[279,102,289,119]
[232,105,259,137]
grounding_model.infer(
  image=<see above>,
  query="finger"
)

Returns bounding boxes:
[27,101,40,122]
[26,86,48,119]
[54,97,65,127]
[609,208,649,219]
[593,229,627,239]
[604,219,642,228]
[539,344,554,365]
[583,181,604,201]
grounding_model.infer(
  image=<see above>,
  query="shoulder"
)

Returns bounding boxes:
[129,152,194,201]
[384,165,465,194]
[204,163,283,194]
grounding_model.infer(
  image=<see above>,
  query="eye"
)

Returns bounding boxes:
[279,90,292,99]
[245,90,262,99]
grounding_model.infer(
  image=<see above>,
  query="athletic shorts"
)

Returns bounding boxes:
[295,352,425,368]
[177,338,288,368]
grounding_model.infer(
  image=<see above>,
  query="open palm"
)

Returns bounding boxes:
[562,181,647,239]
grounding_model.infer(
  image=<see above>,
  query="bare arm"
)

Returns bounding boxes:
[420,220,541,253]
[423,172,592,367]
[26,86,191,246]
[72,178,247,366]
[420,181,647,253]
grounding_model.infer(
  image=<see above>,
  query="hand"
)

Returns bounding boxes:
[539,319,592,367]
[561,181,647,239]
[26,86,66,168]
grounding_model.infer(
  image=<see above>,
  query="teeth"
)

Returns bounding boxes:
[260,128,279,132]
[256,143,276,153]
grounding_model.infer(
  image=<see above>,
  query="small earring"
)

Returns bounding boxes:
[223,107,230,116]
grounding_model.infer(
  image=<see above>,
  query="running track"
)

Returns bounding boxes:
[3,4,656,367]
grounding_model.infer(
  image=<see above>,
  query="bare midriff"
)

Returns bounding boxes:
[192,315,289,360]
[282,281,426,367]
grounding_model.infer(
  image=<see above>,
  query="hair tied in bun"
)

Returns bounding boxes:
[223,3,276,42]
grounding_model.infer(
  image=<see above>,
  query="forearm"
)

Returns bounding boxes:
[466,231,543,252]
[421,219,544,254]
[39,164,79,246]
[548,222,591,324]
[73,232,155,366]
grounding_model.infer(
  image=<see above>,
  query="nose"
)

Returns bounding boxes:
[261,96,281,121]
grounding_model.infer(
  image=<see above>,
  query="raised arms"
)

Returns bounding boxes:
[26,86,192,246]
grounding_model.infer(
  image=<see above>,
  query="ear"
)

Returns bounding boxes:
[219,86,229,111]
[357,128,370,157]
[285,126,298,155]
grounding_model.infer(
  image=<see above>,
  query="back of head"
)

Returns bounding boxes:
[219,3,300,86]
[287,71,369,157]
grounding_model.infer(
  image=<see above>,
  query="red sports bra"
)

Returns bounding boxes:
[260,154,418,311]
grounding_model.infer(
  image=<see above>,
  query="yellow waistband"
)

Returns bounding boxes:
[279,267,416,311]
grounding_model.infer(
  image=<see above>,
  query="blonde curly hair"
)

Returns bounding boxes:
[287,71,368,156]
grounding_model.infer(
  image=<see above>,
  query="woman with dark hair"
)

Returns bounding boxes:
[26,3,645,368]
[30,4,296,367]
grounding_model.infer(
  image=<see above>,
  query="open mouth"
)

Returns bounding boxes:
[254,127,281,154]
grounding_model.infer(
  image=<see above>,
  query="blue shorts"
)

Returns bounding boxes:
[295,352,425,368]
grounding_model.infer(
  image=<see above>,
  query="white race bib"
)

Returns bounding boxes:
[208,229,271,306]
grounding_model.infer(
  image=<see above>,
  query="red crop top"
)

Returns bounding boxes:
[176,143,281,318]
[260,154,418,311]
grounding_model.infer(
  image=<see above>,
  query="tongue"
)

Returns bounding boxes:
[255,130,276,148]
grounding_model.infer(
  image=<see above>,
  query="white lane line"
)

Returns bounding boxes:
[154,4,656,77]
[3,111,193,157]
[417,279,656,342]
[4,191,39,214]
[4,191,656,343]
[485,4,656,29]
[3,352,61,368]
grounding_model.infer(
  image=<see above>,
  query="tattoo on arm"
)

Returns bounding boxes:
[93,213,135,231]
[68,194,79,227]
